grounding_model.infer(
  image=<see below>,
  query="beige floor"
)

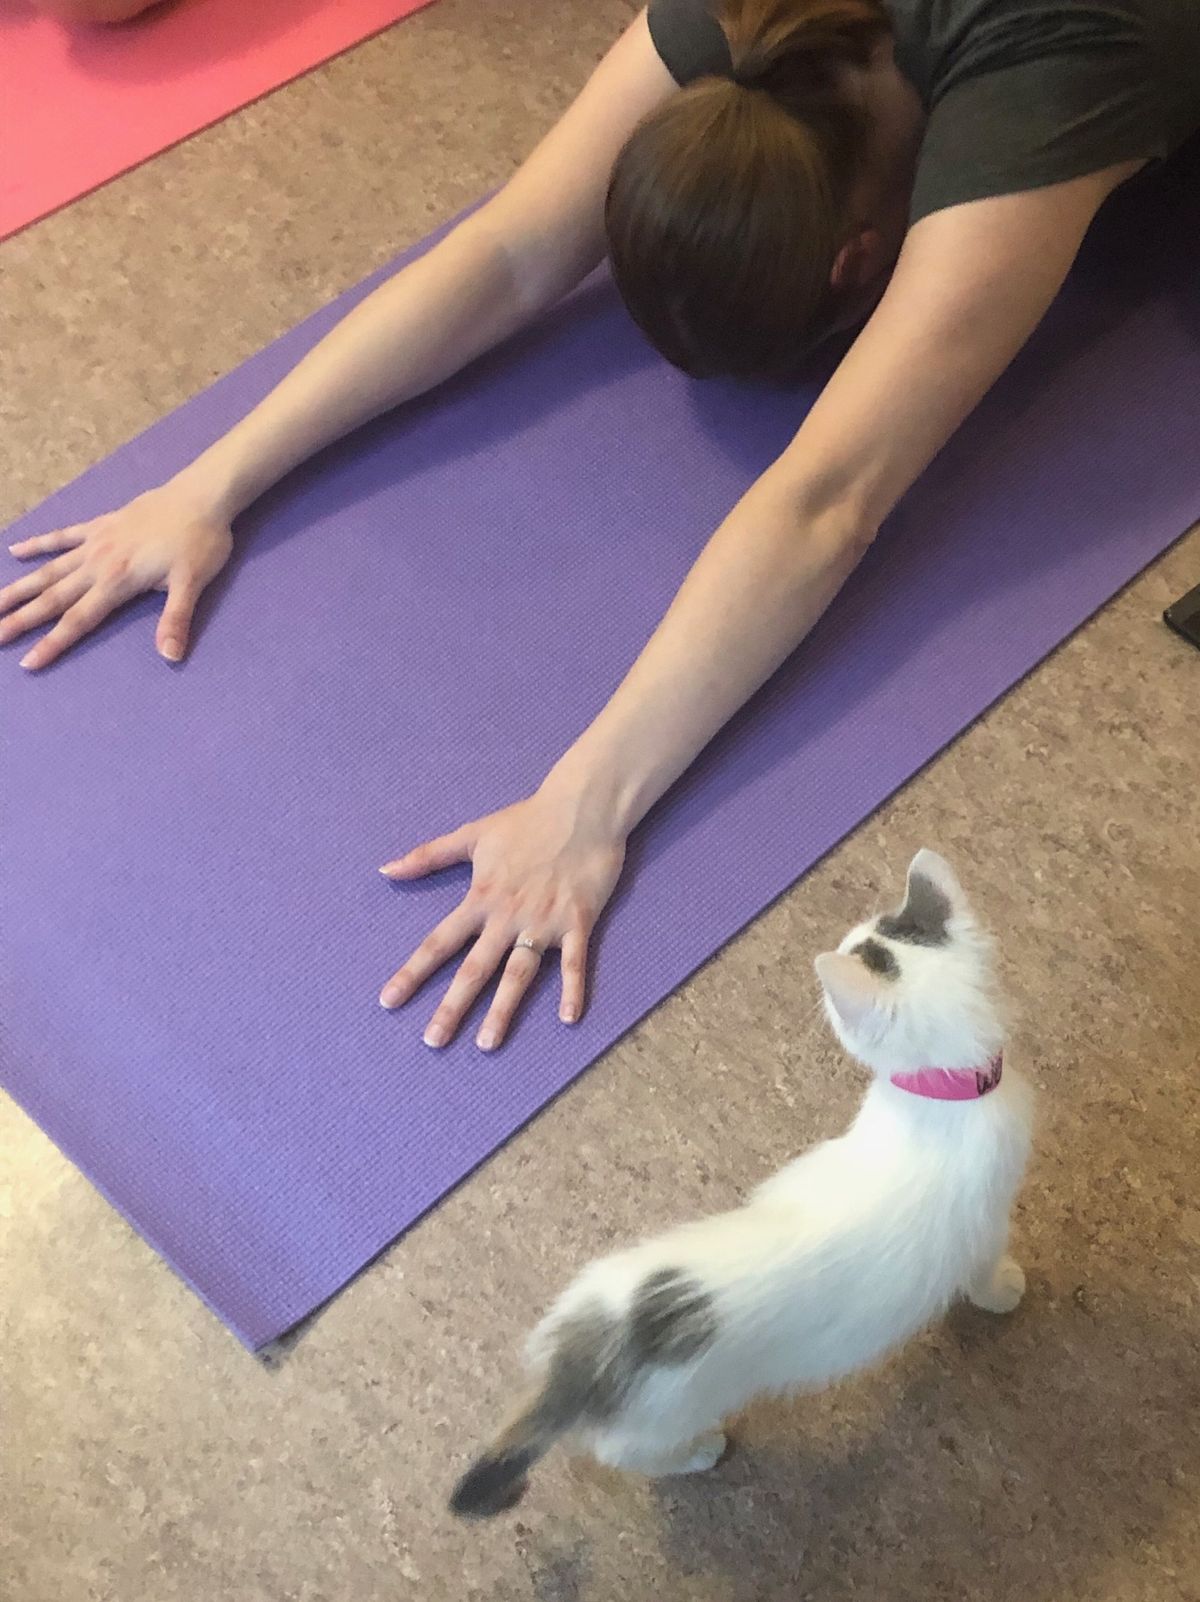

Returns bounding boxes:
[3,4,1199,1599]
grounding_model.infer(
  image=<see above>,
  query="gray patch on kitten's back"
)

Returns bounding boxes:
[450,1273,717,1518]
[502,1271,717,1457]
[852,937,900,978]
[876,871,952,946]
[537,1271,715,1429]
[629,1268,718,1365]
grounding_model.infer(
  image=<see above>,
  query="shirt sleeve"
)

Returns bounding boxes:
[646,0,732,84]
[910,45,1171,223]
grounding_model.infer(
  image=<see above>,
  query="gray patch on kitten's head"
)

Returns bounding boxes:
[852,937,900,978]
[629,1268,717,1365]
[876,870,952,947]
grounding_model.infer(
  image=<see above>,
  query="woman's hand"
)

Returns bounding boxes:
[0,478,233,670]
[379,780,627,1051]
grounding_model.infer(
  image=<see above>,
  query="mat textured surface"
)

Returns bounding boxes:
[3,141,1198,1348]
[0,0,434,240]
[4,5,1199,1598]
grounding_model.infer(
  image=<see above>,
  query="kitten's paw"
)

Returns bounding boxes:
[970,1256,1026,1315]
[668,1430,728,1476]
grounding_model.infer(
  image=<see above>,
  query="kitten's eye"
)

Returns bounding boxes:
[851,938,899,979]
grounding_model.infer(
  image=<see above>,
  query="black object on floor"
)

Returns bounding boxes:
[1163,580,1200,651]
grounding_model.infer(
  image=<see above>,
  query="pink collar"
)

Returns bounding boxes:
[890,1054,1003,1101]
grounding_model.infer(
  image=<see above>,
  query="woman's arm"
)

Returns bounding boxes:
[385,164,1137,1048]
[548,164,1144,825]
[1,12,675,670]
[180,14,674,523]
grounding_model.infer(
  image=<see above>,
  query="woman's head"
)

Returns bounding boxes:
[606,0,895,382]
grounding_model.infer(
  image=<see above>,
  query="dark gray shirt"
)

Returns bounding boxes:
[646,0,1200,221]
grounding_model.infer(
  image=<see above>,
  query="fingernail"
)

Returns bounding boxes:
[379,984,403,1009]
[18,653,36,670]
[477,1030,497,1052]
[378,864,399,878]
[424,1024,447,1048]
[561,1007,578,1024]
[160,640,183,663]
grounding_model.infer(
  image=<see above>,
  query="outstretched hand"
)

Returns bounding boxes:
[379,784,626,1051]
[1,481,232,670]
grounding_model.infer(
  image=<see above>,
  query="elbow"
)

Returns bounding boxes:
[754,457,881,563]
[469,203,600,322]
[825,506,881,567]
[774,478,882,572]
[757,445,888,569]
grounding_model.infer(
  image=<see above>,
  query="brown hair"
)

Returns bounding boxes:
[605,0,890,381]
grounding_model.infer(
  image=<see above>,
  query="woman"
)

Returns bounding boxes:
[4,0,1198,1047]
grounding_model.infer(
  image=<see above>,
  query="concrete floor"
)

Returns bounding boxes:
[3,3,1199,1598]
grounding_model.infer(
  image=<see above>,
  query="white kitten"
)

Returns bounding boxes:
[451,849,1033,1517]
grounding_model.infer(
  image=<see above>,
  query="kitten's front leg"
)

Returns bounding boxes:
[967,1254,1026,1315]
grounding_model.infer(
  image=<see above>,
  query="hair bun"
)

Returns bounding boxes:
[720,0,888,94]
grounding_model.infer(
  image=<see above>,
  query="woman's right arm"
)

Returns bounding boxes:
[1,12,674,671]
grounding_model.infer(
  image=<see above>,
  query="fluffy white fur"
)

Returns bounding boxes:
[454,849,1033,1507]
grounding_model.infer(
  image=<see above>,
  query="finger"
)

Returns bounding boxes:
[559,927,589,1025]
[0,552,84,627]
[476,939,545,1051]
[378,903,481,1010]
[7,527,85,560]
[423,927,513,1048]
[1,572,90,646]
[18,587,121,671]
[380,825,477,880]
[156,566,204,663]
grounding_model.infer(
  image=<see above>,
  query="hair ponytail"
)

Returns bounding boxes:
[722,0,889,92]
[605,0,891,382]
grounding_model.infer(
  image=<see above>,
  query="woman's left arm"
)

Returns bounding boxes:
[382,165,1135,1049]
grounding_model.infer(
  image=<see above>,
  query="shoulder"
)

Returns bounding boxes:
[906,0,1180,223]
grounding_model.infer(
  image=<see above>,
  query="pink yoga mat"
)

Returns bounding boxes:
[0,0,435,240]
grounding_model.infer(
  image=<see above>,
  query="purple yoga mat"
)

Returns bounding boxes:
[3,155,1198,1348]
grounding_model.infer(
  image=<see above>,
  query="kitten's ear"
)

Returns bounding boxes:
[894,848,969,940]
[815,951,884,1032]
[908,849,966,906]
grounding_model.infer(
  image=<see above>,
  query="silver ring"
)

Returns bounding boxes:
[513,935,543,957]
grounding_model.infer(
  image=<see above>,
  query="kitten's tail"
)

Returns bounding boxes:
[447,1396,561,1520]
[449,1309,614,1519]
